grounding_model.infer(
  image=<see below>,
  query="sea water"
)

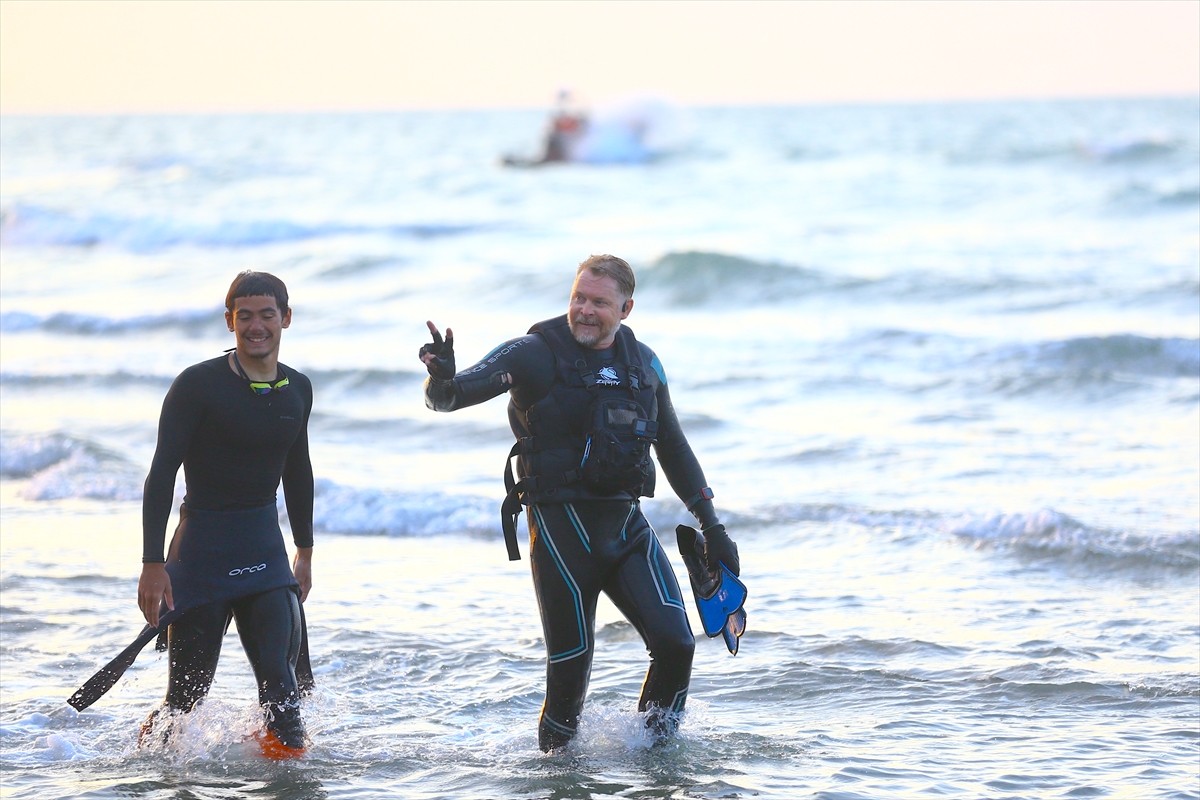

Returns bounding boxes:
[1,98,1197,799]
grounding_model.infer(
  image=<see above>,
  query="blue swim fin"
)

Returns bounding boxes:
[676,525,748,655]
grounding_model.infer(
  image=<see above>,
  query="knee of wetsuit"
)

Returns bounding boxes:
[654,630,696,668]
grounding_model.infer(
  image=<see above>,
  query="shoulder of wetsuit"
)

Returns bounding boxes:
[528,314,570,336]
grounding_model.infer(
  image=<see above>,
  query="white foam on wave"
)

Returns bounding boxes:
[948,508,1200,568]
[0,431,80,478]
[310,478,496,537]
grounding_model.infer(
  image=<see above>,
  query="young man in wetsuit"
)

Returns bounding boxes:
[136,271,315,757]
[419,254,739,751]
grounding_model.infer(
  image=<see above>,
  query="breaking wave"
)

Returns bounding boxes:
[0,203,483,252]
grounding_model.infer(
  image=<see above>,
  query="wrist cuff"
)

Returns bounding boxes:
[684,486,714,510]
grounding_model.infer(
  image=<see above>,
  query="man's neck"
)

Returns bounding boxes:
[231,349,280,382]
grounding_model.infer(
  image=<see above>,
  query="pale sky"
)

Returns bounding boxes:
[1,0,1197,114]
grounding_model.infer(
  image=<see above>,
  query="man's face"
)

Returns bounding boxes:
[568,270,631,350]
[226,294,290,360]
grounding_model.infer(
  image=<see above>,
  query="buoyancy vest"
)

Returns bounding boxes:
[500,315,659,559]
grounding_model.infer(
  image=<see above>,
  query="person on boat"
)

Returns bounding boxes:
[542,89,588,163]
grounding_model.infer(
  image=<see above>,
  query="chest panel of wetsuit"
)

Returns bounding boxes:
[174,356,309,510]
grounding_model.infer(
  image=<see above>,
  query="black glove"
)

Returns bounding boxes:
[418,322,455,381]
[702,523,739,576]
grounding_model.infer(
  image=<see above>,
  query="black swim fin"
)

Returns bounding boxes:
[68,622,161,711]
[676,525,747,655]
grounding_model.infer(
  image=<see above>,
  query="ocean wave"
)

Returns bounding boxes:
[1157,184,1200,206]
[0,372,172,394]
[0,431,85,478]
[309,478,497,537]
[752,501,942,532]
[0,431,144,501]
[852,270,1195,308]
[1126,679,1200,700]
[639,250,853,305]
[1123,278,1200,305]
[740,501,1197,571]
[971,334,1199,399]
[1027,335,1199,380]
[315,255,408,279]
[637,251,1176,309]
[5,439,1193,573]
[307,480,717,540]
[307,367,424,392]
[0,203,482,252]
[972,131,1190,166]
[1075,133,1186,163]
[1111,180,1200,210]
[0,307,217,336]
[948,508,1199,570]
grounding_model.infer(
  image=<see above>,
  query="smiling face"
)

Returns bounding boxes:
[567,269,632,350]
[226,294,291,363]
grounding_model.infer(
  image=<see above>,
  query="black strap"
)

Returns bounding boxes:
[500,490,523,561]
[501,441,524,560]
[500,440,582,561]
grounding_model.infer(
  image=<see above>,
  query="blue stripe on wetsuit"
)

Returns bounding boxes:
[532,504,589,663]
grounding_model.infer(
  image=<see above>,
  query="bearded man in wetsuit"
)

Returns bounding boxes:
[136,271,315,757]
[419,254,739,751]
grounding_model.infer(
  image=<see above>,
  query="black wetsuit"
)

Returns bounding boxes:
[142,353,314,748]
[425,316,719,750]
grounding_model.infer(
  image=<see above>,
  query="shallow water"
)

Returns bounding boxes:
[3,503,1197,799]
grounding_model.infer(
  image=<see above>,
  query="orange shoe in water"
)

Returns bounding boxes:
[255,728,307,760]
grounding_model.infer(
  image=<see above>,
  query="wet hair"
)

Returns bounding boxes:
[225,271,290,313]
[577,254,635,300]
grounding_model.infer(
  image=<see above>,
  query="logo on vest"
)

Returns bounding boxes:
[596,366,620,386]
[228,562,268,576]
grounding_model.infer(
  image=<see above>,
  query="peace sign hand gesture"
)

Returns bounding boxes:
[419,320,456,380]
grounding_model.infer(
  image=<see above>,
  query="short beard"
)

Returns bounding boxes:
[569,316,612,348]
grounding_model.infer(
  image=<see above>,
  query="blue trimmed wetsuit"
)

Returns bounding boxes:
[140,353,314,748]
[425,315,720,750]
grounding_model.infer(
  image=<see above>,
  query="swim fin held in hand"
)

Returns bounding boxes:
[676,525,748,655]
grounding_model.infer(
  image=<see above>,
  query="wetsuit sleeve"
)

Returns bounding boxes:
[649,355,721,529]
[141,370,204,562]
[281,373,315,549]
[424,334,554,412]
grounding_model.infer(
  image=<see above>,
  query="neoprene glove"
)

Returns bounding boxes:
[419,328,456,381]
[702,523,740,576]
